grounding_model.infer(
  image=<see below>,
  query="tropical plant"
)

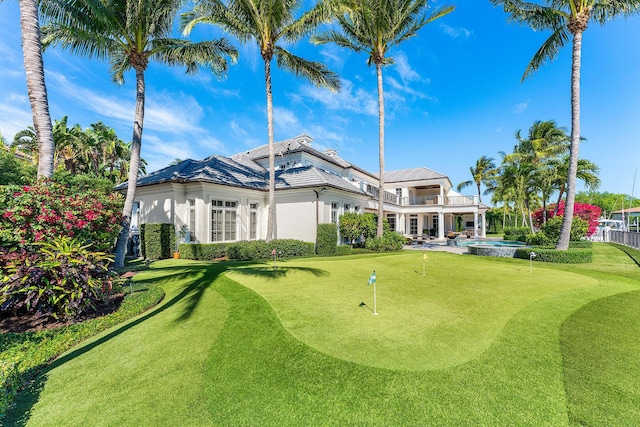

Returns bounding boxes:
[338,212,362,246]
[457,155,497,203]
[0,236,114,320]
[182,0,341,241]
[312,0,454,237]
[41,0,238,267]
[16,0,55,179]
[491,0,640,249]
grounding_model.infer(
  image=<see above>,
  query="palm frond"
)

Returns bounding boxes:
[282,0,335,42]
[152,38,238,77]
[274,46,341,91]
[522,25,570,80]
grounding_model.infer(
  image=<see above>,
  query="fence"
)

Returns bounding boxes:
[608,230,640,250]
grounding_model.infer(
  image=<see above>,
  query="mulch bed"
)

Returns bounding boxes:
[0,293,125,334]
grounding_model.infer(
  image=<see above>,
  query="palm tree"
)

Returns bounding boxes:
[553,155,600,213]
[16,0,55,179]
[42,0,238,266]
[509,120,570,223]
[456,155,497,203]
[491,0,640,249]
[181,0,341,242]
[312,0,454,237]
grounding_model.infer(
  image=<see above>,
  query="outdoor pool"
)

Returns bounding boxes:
[467,241,530,258]
[456,239,526,247]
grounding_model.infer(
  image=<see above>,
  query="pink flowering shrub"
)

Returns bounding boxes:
[0,182,123,251]
[532,201,601,237]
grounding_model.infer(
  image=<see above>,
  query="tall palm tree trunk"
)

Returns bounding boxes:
[265,59,276,242]
[114,67,145,267]
[376,63,385,238]
[556,29,583,250]
[19,0,54,179]
[476,182,482,203]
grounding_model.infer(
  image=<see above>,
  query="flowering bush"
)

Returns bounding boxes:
[0,236,114,320]
[532,201,601,237]
[0,182,123,251]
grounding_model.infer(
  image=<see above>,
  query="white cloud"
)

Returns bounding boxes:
[512,100,530,114]
[0,102,33,140]
[393,52,421,84]
[440,24,473,39]
[273,106,299,131]
[299,79,378,116]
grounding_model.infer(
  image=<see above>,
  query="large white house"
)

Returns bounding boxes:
[121,135,489,245]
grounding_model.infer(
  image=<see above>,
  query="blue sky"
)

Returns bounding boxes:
[1,1,639,198]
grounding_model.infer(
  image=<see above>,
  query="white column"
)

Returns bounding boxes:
[438,211,445,239]
[473,210,479,239]
[481,213,486,238]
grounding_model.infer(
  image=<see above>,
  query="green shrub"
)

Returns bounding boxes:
[540,216,589,242]
[141,223,175,260]
[0,237,114,320]
[364,231,405,252]
[526,232,553,246]
[335,245,352,256]
[178,240,314,261]
[504,227,530,242]
[514,247,593,264]
[179,243,228,260]
[316,223,337,256]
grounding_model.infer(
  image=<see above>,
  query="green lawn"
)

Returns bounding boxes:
[7,244,640,425]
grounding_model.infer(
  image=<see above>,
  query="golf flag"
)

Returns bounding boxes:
[271,248,277,256]
[423,253,428,261]
[368,271,376,286]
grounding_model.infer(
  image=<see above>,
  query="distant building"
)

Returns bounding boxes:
[612,207,640,231]
[118,135,489,245]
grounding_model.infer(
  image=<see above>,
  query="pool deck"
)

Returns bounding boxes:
[404,237,505,255]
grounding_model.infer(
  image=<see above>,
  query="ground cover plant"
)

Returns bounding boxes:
[5,244,640,425]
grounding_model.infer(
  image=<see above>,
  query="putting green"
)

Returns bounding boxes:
[227,251,599,370]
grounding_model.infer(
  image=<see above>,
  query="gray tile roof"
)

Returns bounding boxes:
[117,154,365,196]
[116,155,267,190]
[384,167,447,183]
[276,166,365,195]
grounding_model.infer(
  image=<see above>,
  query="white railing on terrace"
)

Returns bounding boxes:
[400,195,478,206]
[365,184,399,204]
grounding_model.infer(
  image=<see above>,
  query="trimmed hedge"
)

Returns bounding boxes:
[316,223,337,256]
[335,245,353,256]
[179,243,229,260]
[179,239,314,261]
[514,247,593,264]
[141,223,175,260]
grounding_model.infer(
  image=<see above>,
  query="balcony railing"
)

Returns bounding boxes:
[365,184,399,204]
[401,195,477,206]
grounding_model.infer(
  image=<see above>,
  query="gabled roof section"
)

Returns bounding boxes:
[116,155,267,190]
[234,134,374,178]
[275,165,365,195]
[384,167,447,183]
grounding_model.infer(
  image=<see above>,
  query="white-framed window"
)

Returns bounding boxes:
[344,203,351,213]
[354,205,361,213]
[432,215,439,233]
[409,214,418,235]
[211,200,237,242]
[387,213,396,231]
[395,188,402,203]
[249,203,258,240]
[331,202,339,224]
[188,199,196,242]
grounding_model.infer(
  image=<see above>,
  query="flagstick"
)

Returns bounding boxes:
[373,281,378,315]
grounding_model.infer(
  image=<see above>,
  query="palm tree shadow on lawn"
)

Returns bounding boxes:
[5,262,227,426]
[231,265,329,280]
